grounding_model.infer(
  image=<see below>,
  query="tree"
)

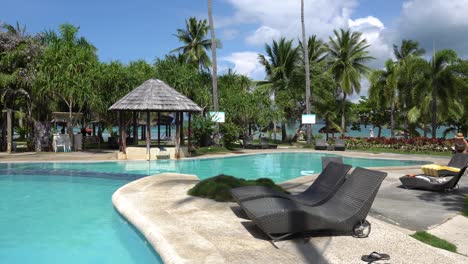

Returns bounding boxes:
[172,17,214,71]
[154,55,211,110]
[300,0,312,143]
[427,49,462,138]
[327,29,373,136]
[301,35,328,65]
[369,59,399,137]
[208,0,219,141]
[0,22,44,144]
[258,38,300,142]
[36,24,98,141]
[393,40,425,135]
[407,50,463,138]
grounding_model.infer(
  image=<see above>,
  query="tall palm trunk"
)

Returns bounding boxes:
[341,93,347,136]
[208,0,219,142]
[390,100,395,137]
[431,83,437,138]
[301,0,312,144]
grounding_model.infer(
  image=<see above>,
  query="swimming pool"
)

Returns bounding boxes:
[0,152,428,263]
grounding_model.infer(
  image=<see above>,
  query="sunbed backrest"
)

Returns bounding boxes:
[321,156,344,170]
[448,153,468,168]
[326,167,387,212]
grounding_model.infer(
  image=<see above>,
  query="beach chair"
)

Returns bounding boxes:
[260,137,277,149]
[314,138,328,150]
[334,139,346,151]
[240,167,387,241]
[231,161,351,206]
[243,136,261,149]
[322,156,343,170]
[399,166,467,193]
[420,153,468,177]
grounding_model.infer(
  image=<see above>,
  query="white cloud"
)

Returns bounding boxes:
[395,0,468,57]
[223,0,358,45]
[220,51,265,80]
[246,26,281,45]
[348,16,392,69]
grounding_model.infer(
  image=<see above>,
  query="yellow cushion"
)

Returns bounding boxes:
[421,164,460,177]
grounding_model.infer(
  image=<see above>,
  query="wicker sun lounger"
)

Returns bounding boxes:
[231,160,351,206]
[334,139,346,151]
[260,137,278,149]
[315,138,328,150]
[399,166,467,193]
[243,137,261,149]
[241,167,387,241]
[421,153,468,177]
[322,156,343,169]
[448,153,468,168]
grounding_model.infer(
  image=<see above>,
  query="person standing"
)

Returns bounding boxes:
[369,128,374,138]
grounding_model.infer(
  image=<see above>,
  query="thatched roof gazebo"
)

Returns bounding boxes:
[109,79,202,160]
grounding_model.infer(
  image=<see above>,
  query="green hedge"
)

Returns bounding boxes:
[188,174,287,202]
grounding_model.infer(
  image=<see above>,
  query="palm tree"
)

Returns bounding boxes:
[407,50,463,138]
[258,38,300,142]
[369,59,399,137]
[393,40,425,135]
[301,35,328,65]
[171,17,213,71]
[300,0,312,144]
[327,29,373,135]
[427,49,461,138]
[393,40,425,61]
[208,0,219,141]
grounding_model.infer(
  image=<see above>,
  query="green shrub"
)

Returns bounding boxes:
[188,174,287,202]
[193,115,215,147]
[220,122,240,149]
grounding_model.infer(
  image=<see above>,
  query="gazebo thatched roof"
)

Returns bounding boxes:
[109,79,202,112]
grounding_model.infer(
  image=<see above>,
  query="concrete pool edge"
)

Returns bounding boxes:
[112,173,468,264]
[112,173,201,264]
[0,149,450,164]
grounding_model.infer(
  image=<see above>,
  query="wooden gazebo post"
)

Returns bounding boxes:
[132,111,138,145]
[188,112,192,150]
[175,112,180,158]
[122,112,127,154]
[180,112,184,146]
[146,111,151,160]
[157,112,161,147]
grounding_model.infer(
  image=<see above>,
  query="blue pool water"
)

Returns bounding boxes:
[0,152,428,263]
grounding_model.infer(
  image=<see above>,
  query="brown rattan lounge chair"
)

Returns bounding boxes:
[231,159,350,206]
[399,166,467,193]
[240,167,387,241]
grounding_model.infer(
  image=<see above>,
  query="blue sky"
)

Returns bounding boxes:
[2,0,468,97]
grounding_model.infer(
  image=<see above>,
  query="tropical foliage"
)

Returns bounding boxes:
[1,18,467,152]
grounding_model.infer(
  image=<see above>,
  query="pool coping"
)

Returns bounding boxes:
[0,148,447,164]
[112,172,468,264]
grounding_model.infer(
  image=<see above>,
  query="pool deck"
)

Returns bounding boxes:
[3,148,467,262]
[113,172,467,264]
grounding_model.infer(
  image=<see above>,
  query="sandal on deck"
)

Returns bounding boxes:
[361,252,390,262]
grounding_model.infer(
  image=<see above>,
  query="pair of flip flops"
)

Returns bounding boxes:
[361,252,390,262]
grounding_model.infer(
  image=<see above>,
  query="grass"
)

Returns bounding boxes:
[349,146,452,156]
[188,174,287,202]
[410,231,457,253]
[463,195,468,217]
